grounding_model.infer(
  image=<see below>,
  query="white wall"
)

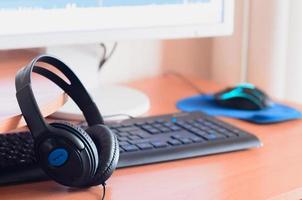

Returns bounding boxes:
[160,39,211,79]
[246,0,302,103]
[246,0,289,99]
[285,0,302,102]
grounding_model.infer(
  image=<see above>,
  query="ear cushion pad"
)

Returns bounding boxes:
[50,122,99,180]
[85,125,119,185]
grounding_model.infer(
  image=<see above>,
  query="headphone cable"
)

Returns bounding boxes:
[98,42,118,71]
[101,183,106,200]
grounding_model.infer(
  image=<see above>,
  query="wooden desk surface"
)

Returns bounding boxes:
[1,75,302,200]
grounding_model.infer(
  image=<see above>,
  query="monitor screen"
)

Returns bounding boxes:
[0,0,234,49]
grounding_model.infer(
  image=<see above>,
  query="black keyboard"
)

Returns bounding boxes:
[0,112,261,185]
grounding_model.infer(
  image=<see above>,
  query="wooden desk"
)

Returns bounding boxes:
[1,75,302,200]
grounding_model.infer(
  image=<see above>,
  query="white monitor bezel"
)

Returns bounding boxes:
[0,0,234,49]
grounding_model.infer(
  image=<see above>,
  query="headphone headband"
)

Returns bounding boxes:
[15,55,104,138]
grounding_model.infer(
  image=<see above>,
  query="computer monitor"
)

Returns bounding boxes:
[0,0,234,119]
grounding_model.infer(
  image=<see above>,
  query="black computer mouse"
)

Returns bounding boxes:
[214,83,271,110]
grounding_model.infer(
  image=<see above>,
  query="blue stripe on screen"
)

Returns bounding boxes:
[0,0,210,9]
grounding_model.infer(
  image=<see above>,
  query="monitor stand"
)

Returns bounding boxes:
[47,45,150,120]
[51,84,150,120]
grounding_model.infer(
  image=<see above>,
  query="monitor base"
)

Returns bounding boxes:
[51,84,150,121]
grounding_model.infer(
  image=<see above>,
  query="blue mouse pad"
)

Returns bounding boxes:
[176,95,302,124]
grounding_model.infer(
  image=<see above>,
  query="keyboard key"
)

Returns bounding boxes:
[118,137,129,142]
[188,128,200,133]
[193,130,207,137]
[183,124,194,130]
[203,133,225,140]
[119,141,130,146]
[135,122,147,126]
[202,134,215,140]
[151,141,168,148]
[153,124,164,128]
[118,127,140,132]
[186,119,195,124]
[137,143,153,150]
[129,130,150,138]
[122,145,139,152]
[170,117,177,123]
[171,134,183,140]
[219,130,237,137]
[170,126,181,131]
[198,126,208,131]
[178,138,193,144]
[146,128,160,134]
[118,132,129,137]
[196,118,206,123]
[112,129,119,134]
[168,139,182,146]
[142,125,153,129]
[175,121,185,126]
[190,136,204,143]
[163,122,173,127]
[158,127,170,132]
[108,124,123,129]
[128,135,141,140]
[129,138,150,144]
[146,120,155,124]
[232,129,241,134]
[155,119,165,123]
[192,122,200,127]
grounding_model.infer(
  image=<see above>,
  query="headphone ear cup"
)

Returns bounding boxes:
[85,125,119,185]
[50,122,99,186]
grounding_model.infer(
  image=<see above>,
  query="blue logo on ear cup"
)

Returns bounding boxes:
[48,148,69,167]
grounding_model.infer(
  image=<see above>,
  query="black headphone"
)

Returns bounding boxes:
[15,54,119,187]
